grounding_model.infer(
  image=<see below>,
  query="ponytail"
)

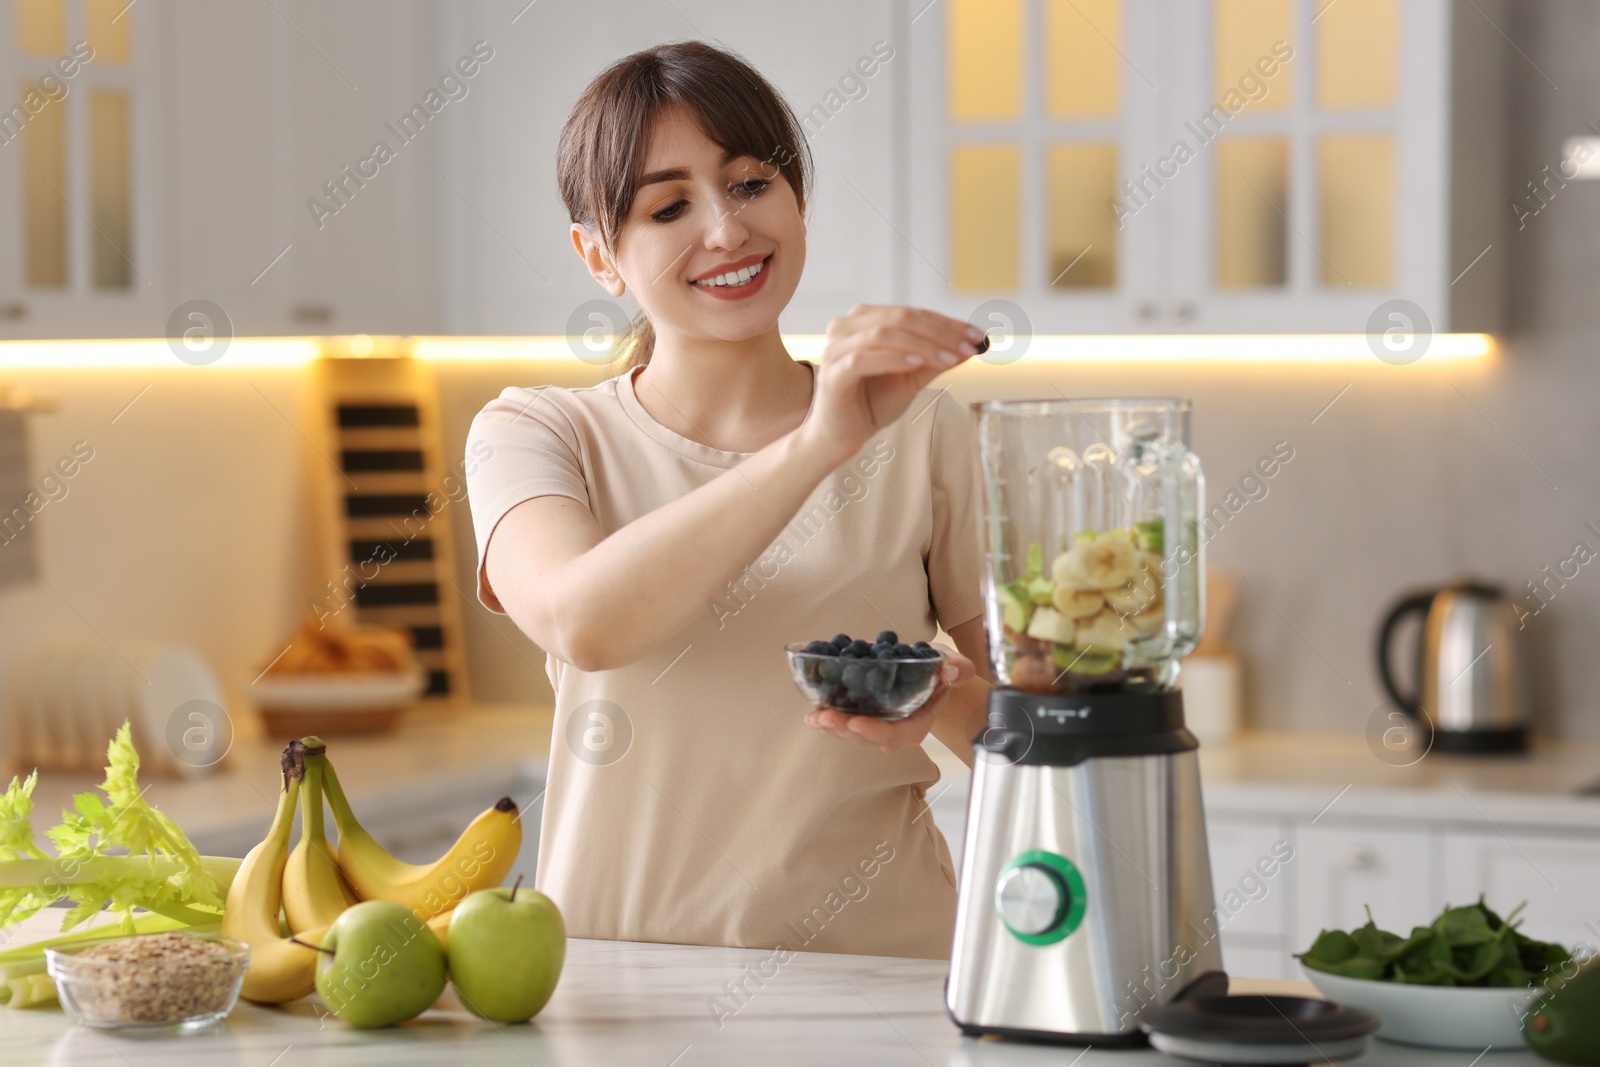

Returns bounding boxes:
[616,308,655,374]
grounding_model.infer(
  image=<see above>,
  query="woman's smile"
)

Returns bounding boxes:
[690,253,773,301]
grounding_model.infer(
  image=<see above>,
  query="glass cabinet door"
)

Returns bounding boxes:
[910,0,1168,333]
[1,0,163,337]
[1165,0,1419,331]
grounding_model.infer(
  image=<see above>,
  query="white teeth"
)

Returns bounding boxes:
[694,258,766,287]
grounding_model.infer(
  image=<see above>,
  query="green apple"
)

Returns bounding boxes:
[447,875,566,1022]
[313,900,448,1028]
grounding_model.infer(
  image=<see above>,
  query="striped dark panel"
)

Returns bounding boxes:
[353,582,439,607]
[409,625,444,650]
[342,449,425,472]
[349,539,435,562]
[424,669,450,696]
[345,494,429,518]
[337,404,419,428]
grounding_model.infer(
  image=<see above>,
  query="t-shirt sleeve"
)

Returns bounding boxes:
[926,390,986,632]
[464,387,592,614]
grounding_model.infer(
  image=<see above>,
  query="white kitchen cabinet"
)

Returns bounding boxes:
[0,0,174,338]
[1441,829,1600,949]
[1207,815,1293,938]
[906,0,1507,335]
[162,0,442,337]
[1291,823,1435,949]
[1208,814,1297,979]
[0,1,445,340]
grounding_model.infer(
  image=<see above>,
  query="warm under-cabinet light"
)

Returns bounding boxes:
[0,334,1493,368]
[413,333,1495,365]
[0,338,321,368]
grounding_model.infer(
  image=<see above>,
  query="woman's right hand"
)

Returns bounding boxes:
[800,304,986,465]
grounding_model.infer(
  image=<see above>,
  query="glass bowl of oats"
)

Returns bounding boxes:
[46,931,249,1031]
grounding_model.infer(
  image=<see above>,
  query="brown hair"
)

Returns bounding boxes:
[556,41,813,375]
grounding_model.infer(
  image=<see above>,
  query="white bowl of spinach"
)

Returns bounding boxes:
[1295,899,1570,1050]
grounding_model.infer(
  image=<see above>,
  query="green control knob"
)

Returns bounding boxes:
[994,850,1087,945]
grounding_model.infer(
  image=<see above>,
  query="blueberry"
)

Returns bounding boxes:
[887,674,918,705]
[877,630,899,646]
[804,639,836,655]
[832,633,853,650]
[842,661,865,687]
[835,693,858,711]
[894,643,916,658]
[847,639,873,658]
[820,659,844,684]
[872,645,899,660]
[912,640,932,651]
[918,645,941,659]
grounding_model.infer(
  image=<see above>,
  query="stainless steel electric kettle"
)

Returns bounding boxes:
[1376,581,1531,753]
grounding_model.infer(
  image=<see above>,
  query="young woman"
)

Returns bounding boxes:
[465,41,992,960]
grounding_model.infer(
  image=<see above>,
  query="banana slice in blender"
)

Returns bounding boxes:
[1073,610,1136,650]
[1051,587,1105,618]
[1128,605,1166,635]
[1053,533,1140,591]
[1024,606,1078,645]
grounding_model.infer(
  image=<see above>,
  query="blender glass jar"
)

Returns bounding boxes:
[974,398,1205,694]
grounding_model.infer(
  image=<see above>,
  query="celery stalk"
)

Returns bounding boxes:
[2,724,237,935]
[5,972,55,1008]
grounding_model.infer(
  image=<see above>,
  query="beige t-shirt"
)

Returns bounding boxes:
[465,359,985,959]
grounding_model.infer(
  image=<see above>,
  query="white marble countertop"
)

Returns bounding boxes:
[3,713,1576,1064]
[1,932,1552,1066]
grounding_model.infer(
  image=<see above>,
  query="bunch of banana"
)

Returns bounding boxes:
[221,748,325,1004]
[309,750,520,925]
[282,740,360,934]
[223,738,522,1002]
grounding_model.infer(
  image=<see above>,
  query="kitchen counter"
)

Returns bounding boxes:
[20,703,555,856]
[1,927,1552,1067]
[1197,731,1600,830]
[3,712,1578,1063]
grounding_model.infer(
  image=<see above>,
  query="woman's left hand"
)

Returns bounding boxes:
[804,642,977,752]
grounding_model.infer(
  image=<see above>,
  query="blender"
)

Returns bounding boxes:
[946,397,1225,1043]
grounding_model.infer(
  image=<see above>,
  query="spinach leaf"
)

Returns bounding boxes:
[1293,898,1572,988]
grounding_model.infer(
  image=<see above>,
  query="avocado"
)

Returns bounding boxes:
[1023,574,1055,605]
[1526,957,1600,1064]
[999,582,1034,633]
[1133,519,1164,553]
[1053,644,1119,674]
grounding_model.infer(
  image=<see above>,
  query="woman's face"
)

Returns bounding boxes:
[582,105,805,345]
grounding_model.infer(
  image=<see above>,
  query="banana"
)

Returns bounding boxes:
[312,752,521,921]
[426,908,453,951]
[1052,533,1139,591]
[1024,605,1076,645]
[222,747,324,1004]
[1074,610,1136,651]
[282,740,358,934]
[1128,605,1166,635]
[1051,586,1104,618]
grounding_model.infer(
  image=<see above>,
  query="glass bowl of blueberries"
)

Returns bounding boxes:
[786,631,947,721]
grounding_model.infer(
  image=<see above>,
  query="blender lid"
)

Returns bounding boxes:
[1141,995,1378,1066]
